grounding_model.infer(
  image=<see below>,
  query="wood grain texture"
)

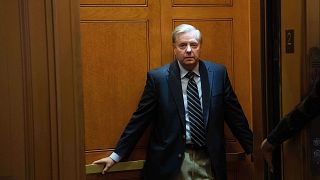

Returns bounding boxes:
[82,21,150,151]
[249,0,263,179]
[0,1,27,179]
[173,0,232,6]
[80,0,147,6]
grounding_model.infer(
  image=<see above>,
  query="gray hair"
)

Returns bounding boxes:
[172,24,202,43]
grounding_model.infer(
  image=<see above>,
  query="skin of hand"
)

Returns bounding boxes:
[92,156,116,174]
[260,139,275,173]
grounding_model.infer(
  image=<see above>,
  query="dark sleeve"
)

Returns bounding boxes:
[267,76,320,145]
[114,72,158,159]
[223,70,253,154]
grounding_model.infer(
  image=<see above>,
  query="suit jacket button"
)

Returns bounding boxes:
[178,153,182,158]
[182,135,186,139]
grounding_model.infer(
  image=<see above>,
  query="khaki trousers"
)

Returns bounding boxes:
[174,147,214,180]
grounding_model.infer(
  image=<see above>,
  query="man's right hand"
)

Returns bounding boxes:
[92,157,116,174]
[260,139,275,173]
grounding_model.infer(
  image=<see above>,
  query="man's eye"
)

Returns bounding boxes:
[179,44,187,49]
[190,43,198,48]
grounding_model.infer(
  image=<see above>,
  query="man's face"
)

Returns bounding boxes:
[173,32,201,71]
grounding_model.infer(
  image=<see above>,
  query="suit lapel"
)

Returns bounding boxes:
[168,61,186,131]
[199,61,213,127]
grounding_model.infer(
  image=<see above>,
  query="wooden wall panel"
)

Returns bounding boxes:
[306,0,320,50]
[0,1,27,180]
[80,0,147,6]
[82,21,150,163]
[173,0,232,6]
[81,1,161,175]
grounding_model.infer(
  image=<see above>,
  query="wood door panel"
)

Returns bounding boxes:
[80,7,149,20]
[172,0,232,6]
[81,1,161,174]
[80,0,147,5]
[82,22,150,152]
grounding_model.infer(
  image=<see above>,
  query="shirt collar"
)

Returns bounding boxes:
[177,61,200,79]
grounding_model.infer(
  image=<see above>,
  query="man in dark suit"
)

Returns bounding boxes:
[261,76,320,173]
[93,24,253,180]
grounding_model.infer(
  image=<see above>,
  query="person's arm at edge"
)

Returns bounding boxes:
[261,76,320,172]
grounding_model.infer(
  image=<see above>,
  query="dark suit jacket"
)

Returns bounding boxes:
[114,60,253,180]
[267,76,320,145]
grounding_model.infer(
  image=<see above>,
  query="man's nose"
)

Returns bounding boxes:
[186,44,192,52]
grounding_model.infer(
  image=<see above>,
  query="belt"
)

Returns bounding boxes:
[185,144,207,150]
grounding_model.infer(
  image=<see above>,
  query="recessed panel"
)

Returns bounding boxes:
[81,21,149,151]
[173,0,232,6]
[80,0,147,6]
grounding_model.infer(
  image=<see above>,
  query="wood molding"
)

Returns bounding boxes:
[172,0,233,7]
[80,0,148,6]
[19,0,35,179]
[249,0,264,179]
[0,1,30,179]
[52,0,85,179]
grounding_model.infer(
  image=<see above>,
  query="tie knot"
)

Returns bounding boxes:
[185,71,195,79]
